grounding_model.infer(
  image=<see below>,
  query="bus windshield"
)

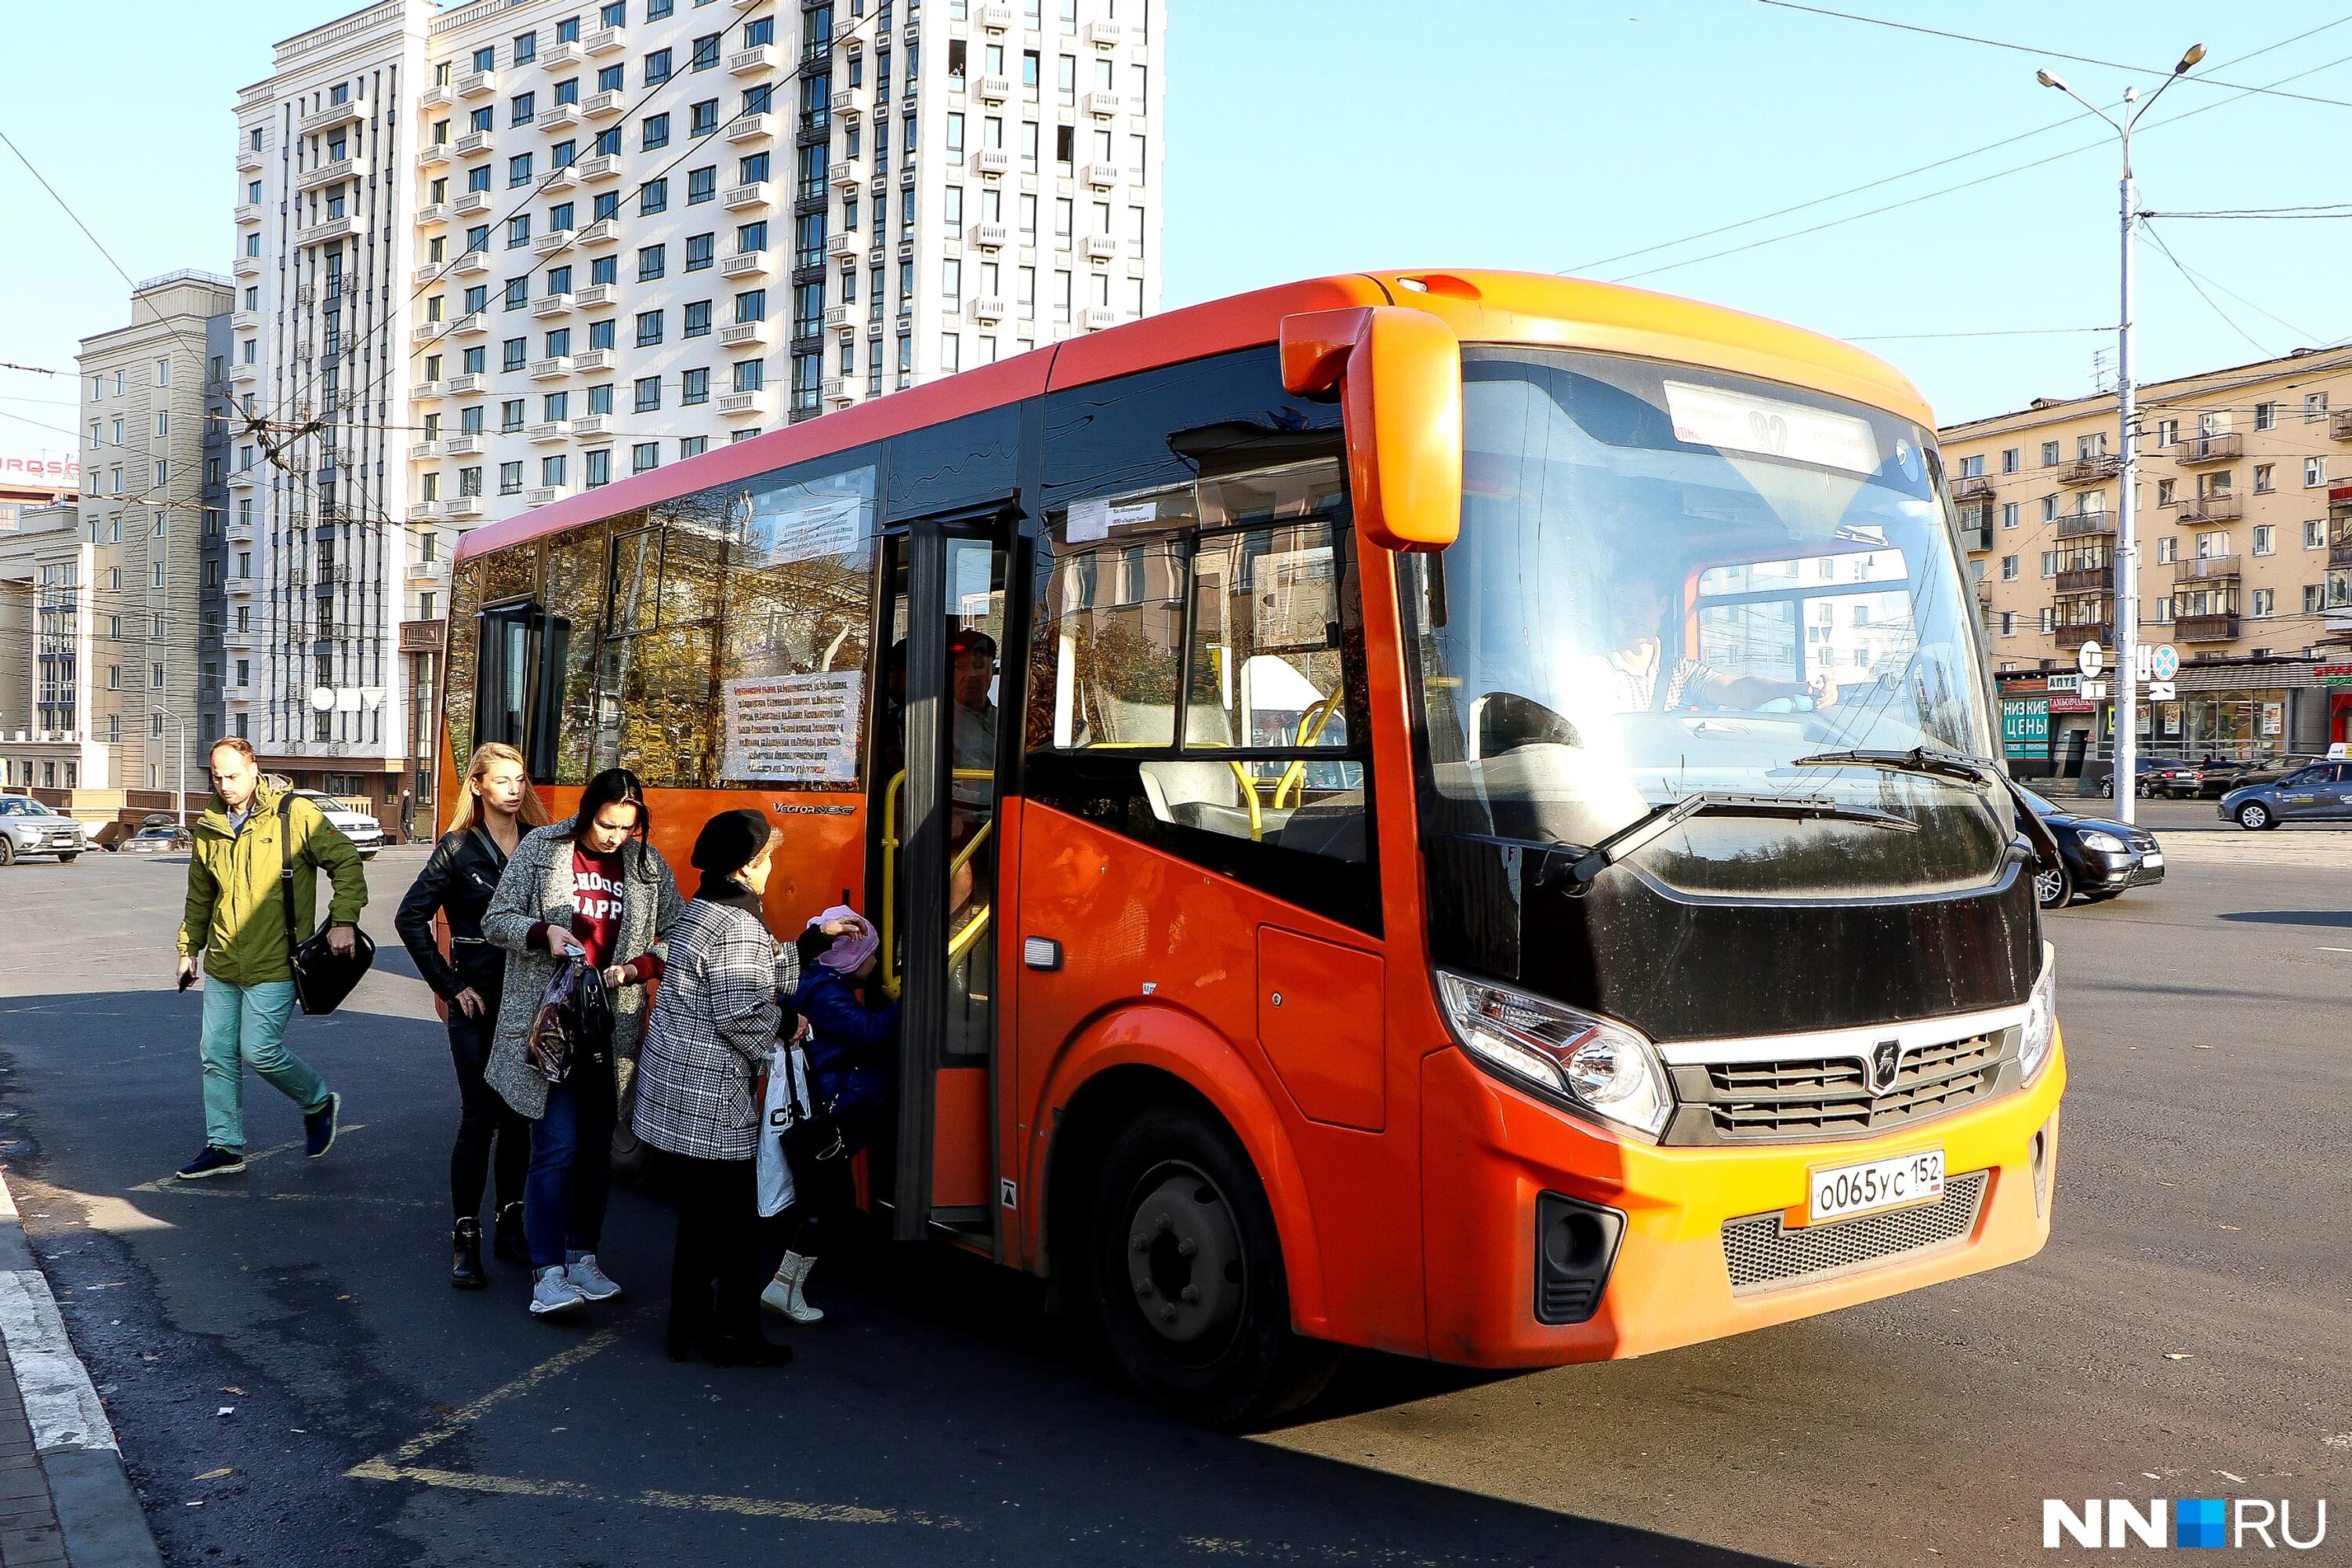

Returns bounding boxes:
[1403,346,2005,890]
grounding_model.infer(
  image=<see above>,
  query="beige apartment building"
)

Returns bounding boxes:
[0,272,233,815]
[1940,345,2352,771]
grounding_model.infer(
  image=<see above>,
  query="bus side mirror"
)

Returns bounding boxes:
[1279,306,1461,552]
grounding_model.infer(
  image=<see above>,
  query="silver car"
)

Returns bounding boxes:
[2219,762,2352,830]
[0,796,88,866]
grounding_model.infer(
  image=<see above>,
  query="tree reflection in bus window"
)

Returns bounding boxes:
[602,514,723,787]
[717,459,878,789]
[443,559,481,774]
[539,518,612,784]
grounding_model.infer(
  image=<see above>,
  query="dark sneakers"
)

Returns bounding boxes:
[304,1092,341,1160]
[176,1146,245,1181]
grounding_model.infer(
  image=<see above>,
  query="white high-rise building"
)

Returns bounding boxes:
[234,0,1163,824]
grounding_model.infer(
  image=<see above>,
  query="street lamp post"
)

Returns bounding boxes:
[151,705,192,824]
[2038,43,2205,826]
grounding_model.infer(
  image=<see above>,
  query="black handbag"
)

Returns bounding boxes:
[775,1044,852,1202]
[278,795,376,1016]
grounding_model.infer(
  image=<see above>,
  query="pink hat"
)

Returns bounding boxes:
[806,906,880,972]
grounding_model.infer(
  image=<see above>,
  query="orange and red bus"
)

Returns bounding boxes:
[443,268,2066,1424]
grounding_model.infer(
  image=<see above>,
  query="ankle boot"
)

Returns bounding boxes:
[760,1251,824,1323]
[451,1219,487,1290]
[492,1203,528,1265]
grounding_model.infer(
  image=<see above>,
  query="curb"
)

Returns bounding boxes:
[0,1173,162,1568]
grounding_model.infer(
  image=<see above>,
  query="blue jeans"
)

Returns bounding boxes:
[525,1059,615,1269]
[200,980,329,1153]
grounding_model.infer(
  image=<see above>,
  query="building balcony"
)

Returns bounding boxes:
[445,372,486,395]
[238,138,266,172]
[1087,18,1125,47]
[234,253,261,278]
[524,485,570,507]
[827,227,866,260]
[540,103,582,132]
[2055,564,2114,594]
[573,349,615,372]
[834,87,867,119]
[231,308,260,334]
[452,129,494,159]
[408,379,447,402]
[1951,474,1996,503]
[829,160,859,190]
[295,214,363,249]
[717,388,774,418]
[977,2,1015,29]
[299,98,365,136]
[405,557,448,583]
[442,495,485,521]
[227,465,262,491]
[400,619,447,654]
[452,190,494,217]
[575,283,616,309]
[1958,523,1992,553]
[583,25,626,56]
[543,41,583,70]
[456,69,498,100]
[2058,452,2121,485]
[1080,306,1122,331]
[2056,510,2114,539]
[448,248,489,276]
[1081,234,1118,261]
[973,148,1012,177]
[529,356,575,380]
[416,85,454,111]
[2053,620,2111,652]
[234,200,265,227]
[2328,411,2352,444]
[408,321,450,347]
[967,222,1007,251]
[2174,554,2241,583]
[576,218,620,246]
[724,180,773,211]
[720,248,771,277]
[408,439,442,460]
[296,156,360,193]
[2174,613,2240,644]
[527,419,572,443]
[416,202,451,228]
[572,413,613,437]
[230,359,261,387]
[442,433,485,456]
[720,320,773,349]
[728,44,777,74]
[1080,162,1120,189]
[725,112,776,143]
[583,90,626,121]
[2176,493,2241,524]
[967,296,1006,325]
[532,291,577,318]
[822,375,856,404]
[416,140,452,169]
[820,303,853,329]
[575,155,621,187]
[2172,431,2242,465]
[975,74,1012,103]
[1081,90,1123,118]
[452,311,488,337]
[531,227,579,256]
[227,575,257,597]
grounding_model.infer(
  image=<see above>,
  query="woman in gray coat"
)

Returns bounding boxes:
[483,768,683,1319]
[633,808,805,1366]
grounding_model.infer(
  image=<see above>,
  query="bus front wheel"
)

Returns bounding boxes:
[1087,1105,1338,1428]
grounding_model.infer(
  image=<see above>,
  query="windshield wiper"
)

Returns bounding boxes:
[1541,791,1917,895]
[1787,746,2062,870]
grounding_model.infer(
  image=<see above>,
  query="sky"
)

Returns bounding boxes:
[3,0,2349,466]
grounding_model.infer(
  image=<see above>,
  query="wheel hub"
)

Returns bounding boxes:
[1123,1166,1243,1347]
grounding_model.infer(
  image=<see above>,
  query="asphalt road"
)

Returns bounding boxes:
[0,835,2344,1568]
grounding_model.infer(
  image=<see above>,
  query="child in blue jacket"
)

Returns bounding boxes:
[763,908,898,1323]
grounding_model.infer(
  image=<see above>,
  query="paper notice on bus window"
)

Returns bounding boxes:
[1066,497,1160,544]
[755,495,864,565]
[1664,380,1880,475]
[720,670,865,785]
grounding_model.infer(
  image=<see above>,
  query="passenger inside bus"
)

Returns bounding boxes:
[1588,575,1842,716]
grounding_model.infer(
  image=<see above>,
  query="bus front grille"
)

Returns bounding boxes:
[1721,1170,1988,1296]
[1697,1032,2003,1140]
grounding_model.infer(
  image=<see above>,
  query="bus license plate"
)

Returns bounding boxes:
[1807,1148,1944,1225]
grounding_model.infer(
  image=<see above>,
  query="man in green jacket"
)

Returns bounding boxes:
[173,738,368,1180]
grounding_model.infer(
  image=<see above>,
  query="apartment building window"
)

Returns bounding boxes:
[681,367,710,405]
[460,404,485,433]
[739,219,768,253]
[546,328,572,357]
[2156,535,2177,564]
[2041,441,2060,466]
[644,114,671,151]
[597,67,623,94]
[2256,401,2278,430]
[459,466,484,497]
[693,32,722,70]
[632,442,660,474]
[2307,583,2328,613]
[2039,550,2056,578]
[1956,454,1984,478]
[746,16,775,46]
[736,289,768,325]
[684,299,713,337]
[548,264,574,294]
[503,278,528,311]
[509,152,535,187]
[555,78,579,107]
[1998,612,2015,637]
[499,460,524,495]
[2307,392,2329,422]
[472,45,496,72]
[732,360,764,393]
[2156,477,2176,506]
[591,255,618,285]
[641,178,670,215]
[502,400,526,431]
[2253,524,2276,555]
[507,215,531,248]
[470,106,495,133]
[543,391,569,420]
[686,232,715,271]
[587,383,614,414]
[639,244,667,280]
[646,49,675,85]
[634,376,662,412]
[2041,495,2058,522]
[543,455,568,487]
[648,0,673,19]
[2155,418,2178,447]
[693,99,722,136]
[2252,588,2276,618]
[1999,501,2019,530]
[2307,457,2328,488]
[688,166,717,204]
[1999,554,2018,582]
[511,92,536,126]
[681,436,708,459]
[635,310,664,346]
[503,339,528,372]
[2307,518,2327,550]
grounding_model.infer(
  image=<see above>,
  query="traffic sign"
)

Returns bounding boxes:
[2149,681,2176,701]
[2077,641,2105,677]
[2151,644,2180,681]
[2082,680,2109,700]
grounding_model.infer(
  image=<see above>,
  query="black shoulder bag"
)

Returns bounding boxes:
[280,796,376,1016]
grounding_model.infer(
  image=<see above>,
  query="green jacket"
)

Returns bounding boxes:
[178,783,369,987]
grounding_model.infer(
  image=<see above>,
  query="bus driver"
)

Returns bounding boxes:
[1588,575,1841,717]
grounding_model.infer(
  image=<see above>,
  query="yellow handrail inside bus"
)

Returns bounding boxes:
[1228,760,1263,842]
[1272,695,1344,811]
[879,767,998,1001]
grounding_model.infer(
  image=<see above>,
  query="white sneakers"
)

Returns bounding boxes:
[528,1254,622,1316]
[760,1250,823,1323]
[529,1265,585,1316]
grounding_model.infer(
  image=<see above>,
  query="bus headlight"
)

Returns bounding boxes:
[1436,971,1672,1138]
[2016,953,2057,1084]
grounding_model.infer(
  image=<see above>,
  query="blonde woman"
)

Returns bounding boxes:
[395,742,549,1287]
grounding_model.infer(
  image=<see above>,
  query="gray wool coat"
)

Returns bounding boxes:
[481,818,684,1122]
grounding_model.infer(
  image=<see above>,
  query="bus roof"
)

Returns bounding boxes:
[455,268,1933,564]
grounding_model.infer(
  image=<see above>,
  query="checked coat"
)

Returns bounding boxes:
[631,897,801,1162]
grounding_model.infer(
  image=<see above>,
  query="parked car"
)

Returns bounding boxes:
[0,797,88,866]
[2218,762,2352,829]
[2081,755,2199,798]
[288,790,383,859]
[2210,754,2329,798]
[122,825,191,854]
[2018,786,2166,908]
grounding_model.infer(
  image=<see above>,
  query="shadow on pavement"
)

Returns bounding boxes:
[0,984,1797,1568]
[2212,909,2352,926]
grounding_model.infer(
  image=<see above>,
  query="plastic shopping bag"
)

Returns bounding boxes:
[756,1044,799,1218]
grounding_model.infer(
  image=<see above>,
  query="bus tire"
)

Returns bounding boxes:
[1087,1104,1337,1428]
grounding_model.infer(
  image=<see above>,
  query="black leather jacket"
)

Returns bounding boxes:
[395,826,514,1005]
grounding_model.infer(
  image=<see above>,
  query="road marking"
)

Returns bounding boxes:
[2316,946,2352,954]
[386,1308,652,1464]
[127,1124,368,1193]
[348,1461,965,1527]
